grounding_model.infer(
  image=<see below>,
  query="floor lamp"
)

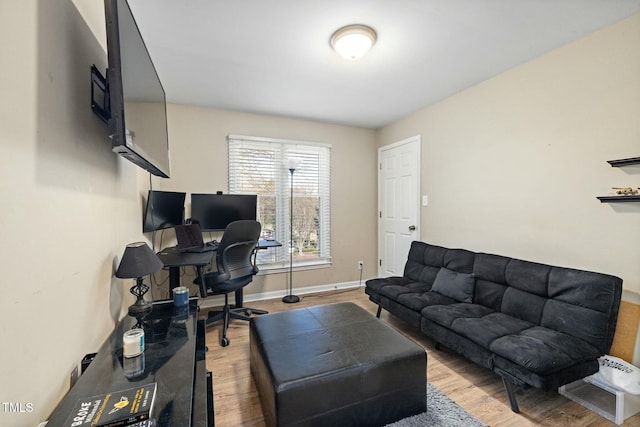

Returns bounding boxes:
[283,157,301,303]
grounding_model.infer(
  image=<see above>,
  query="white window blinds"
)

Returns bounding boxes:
[228,135,331,268]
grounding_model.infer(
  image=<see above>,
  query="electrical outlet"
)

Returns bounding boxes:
[357,261,364,270]
[70,364,79,387]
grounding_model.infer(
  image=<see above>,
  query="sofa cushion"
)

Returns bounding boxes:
[490,326,601,375]
[424,305,534,349]
[545,267,623,353]
[505,259,551,297]
[365,276,410,295]
[501,287,547,324]
[453,312,533,348]
[542,299,614,355]
[403,242,475,284]
[444,249,476,274]
[378,280,431,301]
[404,243,446,283]
[431,268,476,303]
[397,290,457,312]
[423,303,493,328]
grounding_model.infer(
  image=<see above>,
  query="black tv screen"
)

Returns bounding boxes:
[104,0,171,178]
[143,190,186,232]
[191,194,257,232]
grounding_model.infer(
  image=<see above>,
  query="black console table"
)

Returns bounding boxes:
[45,300,213,427]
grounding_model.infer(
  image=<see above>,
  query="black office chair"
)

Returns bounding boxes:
[196,220,266,347]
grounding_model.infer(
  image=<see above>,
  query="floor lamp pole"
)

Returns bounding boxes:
[283,166,300,303]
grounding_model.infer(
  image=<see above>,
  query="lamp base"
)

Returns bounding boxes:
[128,278,152,317]
[282,294,300,304]
[128,299,152,317]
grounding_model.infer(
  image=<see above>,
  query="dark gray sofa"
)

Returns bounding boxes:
[365,241,623,412]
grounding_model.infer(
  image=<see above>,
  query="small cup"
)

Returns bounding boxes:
[173,286,189,307]
[123,328,144,358]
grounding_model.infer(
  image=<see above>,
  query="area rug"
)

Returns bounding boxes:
[385,383,488,427]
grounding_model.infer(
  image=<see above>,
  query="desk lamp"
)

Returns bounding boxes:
[116,242,164,317]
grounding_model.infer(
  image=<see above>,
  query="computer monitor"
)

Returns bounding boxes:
[143,190,186,232]
[190,194,257,232]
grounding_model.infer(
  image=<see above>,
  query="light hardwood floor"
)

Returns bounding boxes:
[203,288,640,426]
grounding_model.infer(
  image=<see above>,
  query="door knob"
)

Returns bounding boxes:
[409,225,416,231]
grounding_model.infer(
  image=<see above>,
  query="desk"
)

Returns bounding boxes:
[156,246,213,292]
[46,300,213,426]
[157,240,281,306]
[257,238,282,249]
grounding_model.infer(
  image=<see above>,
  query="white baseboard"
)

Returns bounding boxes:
[198,280,365,309]
[246,280,364,302]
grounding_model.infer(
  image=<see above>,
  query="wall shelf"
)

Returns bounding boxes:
[599,157,640,202]
[597,195,640,203]
[607,157,640,167]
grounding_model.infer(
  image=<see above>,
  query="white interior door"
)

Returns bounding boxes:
[378,135,420,277]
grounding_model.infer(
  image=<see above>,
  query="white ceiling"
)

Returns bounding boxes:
[127,0,640,129]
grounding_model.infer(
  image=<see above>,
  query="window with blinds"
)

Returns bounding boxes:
[228,135,331,269]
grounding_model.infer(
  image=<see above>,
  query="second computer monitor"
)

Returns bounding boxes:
[190,193,257,232]
[143,190,186,232]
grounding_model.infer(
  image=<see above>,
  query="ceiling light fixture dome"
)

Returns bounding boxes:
[330,24,376,60]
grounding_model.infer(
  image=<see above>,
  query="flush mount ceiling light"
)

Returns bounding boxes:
[330,24,377,60]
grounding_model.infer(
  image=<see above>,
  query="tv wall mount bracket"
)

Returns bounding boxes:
[91,65,111,123]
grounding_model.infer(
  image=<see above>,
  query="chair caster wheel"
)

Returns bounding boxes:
[221,337,230,347]
[245,309,252,316]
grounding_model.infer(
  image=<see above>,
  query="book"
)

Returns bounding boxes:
[63,382,156,427]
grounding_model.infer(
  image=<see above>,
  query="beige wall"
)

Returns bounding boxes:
[154,105,378,299]
[378,14,640,294]
[0,1,150,425]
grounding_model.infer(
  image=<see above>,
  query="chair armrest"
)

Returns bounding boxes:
[219,240,259,273]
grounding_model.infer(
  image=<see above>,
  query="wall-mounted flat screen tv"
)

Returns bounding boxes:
[143,190,186,232]
[104,0,171,178]
[191,194,258,232]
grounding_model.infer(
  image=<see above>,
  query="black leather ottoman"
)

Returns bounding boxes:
[250,302,427,427]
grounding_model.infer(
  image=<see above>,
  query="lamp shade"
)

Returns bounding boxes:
[116,242,164,279]
[286,157,301,171]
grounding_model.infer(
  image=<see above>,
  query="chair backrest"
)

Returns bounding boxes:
[216,220,261,280]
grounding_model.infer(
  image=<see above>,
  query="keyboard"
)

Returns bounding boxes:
[182,241,217,253]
